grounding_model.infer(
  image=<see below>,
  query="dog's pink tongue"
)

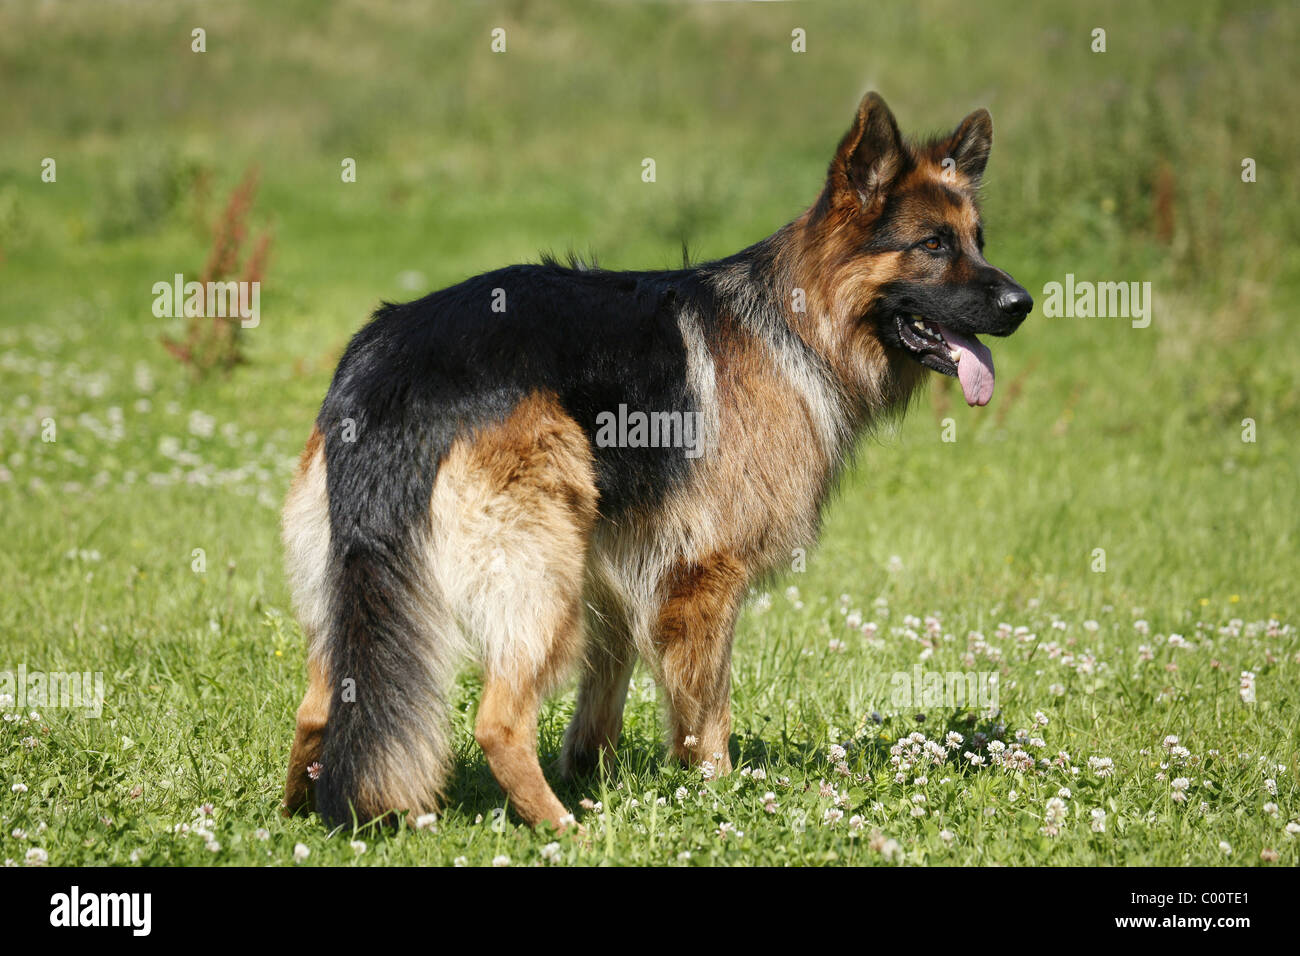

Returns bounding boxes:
[944,328,995,406]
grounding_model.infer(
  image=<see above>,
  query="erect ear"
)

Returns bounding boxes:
[828,92,906,210]
[936,108,993,184]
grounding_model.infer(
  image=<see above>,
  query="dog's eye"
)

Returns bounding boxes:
[922,236,943,251]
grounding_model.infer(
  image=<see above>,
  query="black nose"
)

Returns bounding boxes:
[996,286,1033,320]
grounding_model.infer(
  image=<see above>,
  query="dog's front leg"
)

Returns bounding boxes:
[652,555,747,775]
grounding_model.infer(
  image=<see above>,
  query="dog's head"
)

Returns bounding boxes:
[797,92,1030,407]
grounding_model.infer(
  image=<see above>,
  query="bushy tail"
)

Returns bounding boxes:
[314,535,456,828]
[313,411,460,828]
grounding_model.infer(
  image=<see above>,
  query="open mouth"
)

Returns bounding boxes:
[894,314,995,407]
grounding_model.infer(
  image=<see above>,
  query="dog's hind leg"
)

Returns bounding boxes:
[283,651,329,813]
[653,555,748,774]
[430,392,599,829]
[281,427,334,814]
[559,596,636,779]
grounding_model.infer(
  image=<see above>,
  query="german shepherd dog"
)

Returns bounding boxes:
[282,92,1031,829]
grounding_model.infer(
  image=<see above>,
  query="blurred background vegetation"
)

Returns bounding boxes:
[2,0,1297,612]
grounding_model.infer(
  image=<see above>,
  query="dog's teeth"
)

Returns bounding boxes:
[950,348,962,363]
[912,319,925,330]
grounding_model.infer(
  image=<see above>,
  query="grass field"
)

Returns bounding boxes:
[1,0,1297,866]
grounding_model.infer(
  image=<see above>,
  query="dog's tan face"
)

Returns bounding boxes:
[802,93,1032,407]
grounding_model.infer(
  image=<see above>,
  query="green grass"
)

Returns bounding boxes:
[1,0,1297,867]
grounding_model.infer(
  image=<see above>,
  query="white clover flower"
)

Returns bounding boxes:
[10,783,27,793]
[1218,841,1232,855]
[1263,802,1279,817]
[1088,756,1114,777]
[492,855,511,867]
[413,812,438,832]
[823,808,844,826]
[292,843,310,862]
[254,828,270,841]
[1090,808,1107,832]
[939,829,955,845]
[1044,797,1068,825]
[541,842,561,863]
[350,840,367,855]
[1239,671,1256,704]
[24,848,48,866]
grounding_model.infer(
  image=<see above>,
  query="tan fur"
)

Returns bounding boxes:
[559,577,636,778]
[281,427,330,652]
[281,427,331,814]
[654,555,747,770]
[430,391,598,827]
[283,654,329,813]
